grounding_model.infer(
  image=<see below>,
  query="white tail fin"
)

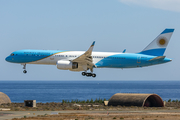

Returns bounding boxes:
[139,29,174,56]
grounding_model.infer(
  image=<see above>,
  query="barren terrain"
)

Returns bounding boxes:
[0,102,180,120]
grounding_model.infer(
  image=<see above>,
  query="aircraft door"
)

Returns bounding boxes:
[137,56,141,63]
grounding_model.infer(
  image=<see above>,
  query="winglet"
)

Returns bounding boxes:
[87,41,95,52]
[91,41,95,46]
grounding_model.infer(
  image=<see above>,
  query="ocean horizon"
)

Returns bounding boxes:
[0,80,180,103]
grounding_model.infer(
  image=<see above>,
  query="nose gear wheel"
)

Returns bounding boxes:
[22,64,27,74]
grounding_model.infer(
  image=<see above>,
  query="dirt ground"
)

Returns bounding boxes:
[1,102,180,120]
[10,111,180,120]
[0,102,180,111]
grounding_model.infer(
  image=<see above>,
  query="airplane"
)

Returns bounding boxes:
[5,28,174,78]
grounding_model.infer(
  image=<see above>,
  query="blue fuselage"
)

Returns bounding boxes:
[5,49,171,69]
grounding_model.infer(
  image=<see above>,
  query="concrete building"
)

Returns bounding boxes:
[24,100,36,107]
[0,92,11,105]
[108,93,164,107]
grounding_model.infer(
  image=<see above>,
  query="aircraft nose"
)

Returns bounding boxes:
[5,56,10,62]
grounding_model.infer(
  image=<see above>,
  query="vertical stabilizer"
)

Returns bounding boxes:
[139,29,174,56]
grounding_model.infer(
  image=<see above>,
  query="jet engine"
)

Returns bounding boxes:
[56,60,78,70]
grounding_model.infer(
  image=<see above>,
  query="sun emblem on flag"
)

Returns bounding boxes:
[159,39,166,45]
[157,38,167,47]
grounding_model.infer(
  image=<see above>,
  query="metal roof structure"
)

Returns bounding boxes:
[108,93,164,107]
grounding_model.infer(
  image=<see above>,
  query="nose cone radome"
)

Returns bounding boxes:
[5,56,11,62]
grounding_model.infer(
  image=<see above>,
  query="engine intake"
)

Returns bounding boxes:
[56,60,78,70]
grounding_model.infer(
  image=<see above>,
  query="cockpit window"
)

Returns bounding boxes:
[10,53,14,56]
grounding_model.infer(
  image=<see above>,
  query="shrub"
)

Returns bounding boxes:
[71,99,75,103]
[90,98,94,103]
[94,98,98,103]
[86,99,90,103]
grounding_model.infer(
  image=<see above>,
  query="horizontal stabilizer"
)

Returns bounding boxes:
[149,56,165,61]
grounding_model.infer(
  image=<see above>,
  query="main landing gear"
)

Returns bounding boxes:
[82,72,96,78]
[22,64,27,74]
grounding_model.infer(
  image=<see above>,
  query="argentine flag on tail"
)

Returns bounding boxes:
[139,29,174,56]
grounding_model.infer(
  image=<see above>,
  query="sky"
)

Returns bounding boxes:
[0,0,180,81]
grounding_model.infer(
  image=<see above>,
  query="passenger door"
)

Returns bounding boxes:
[137,56,141,63]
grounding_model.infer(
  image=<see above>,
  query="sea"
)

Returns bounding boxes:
[0,81,180,103]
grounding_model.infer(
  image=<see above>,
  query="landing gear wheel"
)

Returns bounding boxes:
[92,74,96,78]
[23,70,27,74]
[82,72,86,76]
[86,73,92,77]
[22,64,27,74]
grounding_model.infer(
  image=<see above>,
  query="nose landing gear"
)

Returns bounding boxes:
[23,70,27,74]
[22,64,27,74]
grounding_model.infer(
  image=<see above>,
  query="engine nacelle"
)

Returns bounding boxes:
[56,60,78,70]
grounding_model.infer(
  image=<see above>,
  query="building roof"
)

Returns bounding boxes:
[0,92,11,105]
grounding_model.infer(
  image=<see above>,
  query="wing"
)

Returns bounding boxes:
[72,41,96,71]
